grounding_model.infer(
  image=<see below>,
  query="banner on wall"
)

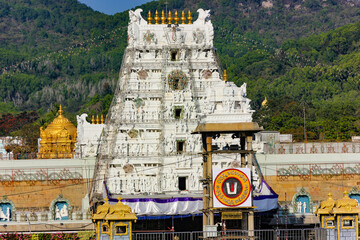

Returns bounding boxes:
[212,168,252,208]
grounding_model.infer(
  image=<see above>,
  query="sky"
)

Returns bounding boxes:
[78,0,154,15]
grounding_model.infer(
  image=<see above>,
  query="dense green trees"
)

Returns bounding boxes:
[2,0,360,140]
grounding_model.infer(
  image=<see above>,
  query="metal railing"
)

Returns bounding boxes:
[133,229,328,240]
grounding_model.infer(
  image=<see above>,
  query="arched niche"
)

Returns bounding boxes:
[348,186,360,205]
[292,188,313,214]
[50,194,72,220]
[0,196,16,222]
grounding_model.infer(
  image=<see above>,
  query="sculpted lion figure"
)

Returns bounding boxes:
[194,9,211,25]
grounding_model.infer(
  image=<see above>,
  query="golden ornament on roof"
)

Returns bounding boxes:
[181,11,186,24]
[92,198,111,220]
[167,11,172,24]
[147,10,153,24]
[161,10,166,24]
[261,96,268,106]
[187,10,192,24]
[39,105,77,159]
[223,69,228,81]
[174,11,179,24]
[333,191,360,213]
[154,10,160,24]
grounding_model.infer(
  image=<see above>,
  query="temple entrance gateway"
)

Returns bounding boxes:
[90,8,277,231]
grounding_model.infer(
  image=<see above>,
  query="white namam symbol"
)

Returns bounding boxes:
[222,177,242,198]
[226,180,238,195]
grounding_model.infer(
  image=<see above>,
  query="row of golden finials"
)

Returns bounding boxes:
[147,10,193,24]
[91,115,105,124]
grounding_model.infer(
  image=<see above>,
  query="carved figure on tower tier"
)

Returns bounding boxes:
[91,8,255,201]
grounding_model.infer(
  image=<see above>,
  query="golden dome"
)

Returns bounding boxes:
[92,197,137,222]
[332,191,360,214]
[316,193,336,215]
[39,105,77,159]
[92,198,111,221]
[106,196,137,221]
[43,105,77,139]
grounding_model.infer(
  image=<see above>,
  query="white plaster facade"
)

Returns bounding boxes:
[91,9,254,198]
[75,114,104,158]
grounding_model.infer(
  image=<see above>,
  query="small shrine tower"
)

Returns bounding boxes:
[192,71,263,233]
[39,105,77,159]
[316,191,360,240]
[92,197,137,240]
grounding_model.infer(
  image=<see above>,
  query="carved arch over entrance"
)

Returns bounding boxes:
[348,186,360,205]
[0,196,16,222]
[50,194,72,220]
[292,188,313,214]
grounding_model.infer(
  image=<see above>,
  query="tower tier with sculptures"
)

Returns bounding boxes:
[91,8,256,207]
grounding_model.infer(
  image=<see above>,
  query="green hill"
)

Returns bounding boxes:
[2,0,360,140]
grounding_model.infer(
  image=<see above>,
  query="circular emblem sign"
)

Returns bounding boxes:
[214,169,251,207]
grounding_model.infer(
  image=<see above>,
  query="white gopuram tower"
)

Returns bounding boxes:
[91,9,255,216]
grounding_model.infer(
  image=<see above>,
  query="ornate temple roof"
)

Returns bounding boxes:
[92,197,137,221]
[92,198,111,220]
[316,191,360,215]
[41,105,77,139]
[315,193,336,215]
[332,191,360,214]
[39,105,77,159]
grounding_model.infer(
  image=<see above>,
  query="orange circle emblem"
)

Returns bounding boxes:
[214,169,251,207]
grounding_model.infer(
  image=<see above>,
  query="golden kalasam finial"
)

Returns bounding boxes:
[117,196,122,202]
[96,115,100,124]
[161,10,166,24]
[174,11,179,24]
[58,105,63,115]
[261,96,268,107]
[167,11,172,24]
[101,115,104,124]
[181,11,186,24]
[187,10,192,24]
[328,193,333,199]
[147,10,153,24]
[154,10,159,24]
[91,115,95,124]
[223,69,228,81]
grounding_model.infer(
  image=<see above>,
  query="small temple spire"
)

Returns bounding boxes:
[154,10,159,24]
[101,115,104,124]
[147,10,153,24]
[92,115,95,124]
[161,10,166,24]
[261,96,268,106]
[223,69,228,82]
[174,11,179,24]
[96,115,100,124]
[167,11,172,24]
[187,10,192,24]
[181,11,186,24]
[58,105,63,115]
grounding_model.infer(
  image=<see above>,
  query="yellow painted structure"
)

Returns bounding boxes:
[92,197,137,240]
[39,105,77,159]
[316,192,360,239]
